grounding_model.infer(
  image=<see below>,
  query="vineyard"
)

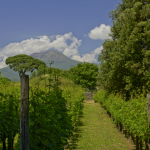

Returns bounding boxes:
[0,72,87,149]
[0,70,150,149]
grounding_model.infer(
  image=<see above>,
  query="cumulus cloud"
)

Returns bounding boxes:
[85,24,112,40]
[71,46,103,63]
[0,24,112,69]
[0,32,83,69]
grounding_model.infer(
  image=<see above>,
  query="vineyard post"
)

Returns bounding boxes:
[48,60,54,93]
[129,95,134,142]
[20,75,29,150]
[147,93,150,148]
[147,94,150,128]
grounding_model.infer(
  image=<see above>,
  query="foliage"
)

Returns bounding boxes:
[97,0,150,100]
[29,61,100,91]
[59,69,70,78]
[0,75,11,86]
[29,65,67,80]
[29,70,37,79]
[93,87,150,144]
[68,62,99,90]
[5,54,47,77]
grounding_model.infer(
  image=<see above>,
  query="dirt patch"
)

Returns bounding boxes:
[83,100,95,103]
[40,74,49,77]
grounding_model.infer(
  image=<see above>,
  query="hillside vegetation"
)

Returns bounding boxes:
[0,71,91,149]
[0,73,138,150]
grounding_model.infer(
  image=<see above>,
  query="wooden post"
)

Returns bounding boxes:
[8,95,13,150]
[147,93,150,130]
[147,93,150,149]
[20,75,29,150]
[2,93,7,150]
[128,96,133,141]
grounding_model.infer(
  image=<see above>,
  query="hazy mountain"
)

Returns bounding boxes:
[0,49,100,82]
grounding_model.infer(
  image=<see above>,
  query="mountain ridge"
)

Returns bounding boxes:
[29,49,72,61]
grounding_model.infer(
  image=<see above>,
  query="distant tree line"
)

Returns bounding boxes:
[30,61,99,91]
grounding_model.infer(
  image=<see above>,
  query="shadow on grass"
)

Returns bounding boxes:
[64,103,85,150]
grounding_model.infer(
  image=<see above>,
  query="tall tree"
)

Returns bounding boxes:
[5,54,47,150]
[5,54,47,78]
[98,0,150,100]
[98,38,126,96]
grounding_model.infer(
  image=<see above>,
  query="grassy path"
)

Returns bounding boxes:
[65,99,136,150]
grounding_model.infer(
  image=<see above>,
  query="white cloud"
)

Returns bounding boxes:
[71,46,103,63]
[85,24,113,40]
[0,32,84,69]
[0,24,112,69]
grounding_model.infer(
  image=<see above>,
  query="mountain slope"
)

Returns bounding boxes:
[30,49,72,61]
[0,49,100,82]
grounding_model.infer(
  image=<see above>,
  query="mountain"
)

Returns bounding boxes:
[0,49,100,82]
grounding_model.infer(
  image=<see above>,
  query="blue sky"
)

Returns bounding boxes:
[0,0,122,69]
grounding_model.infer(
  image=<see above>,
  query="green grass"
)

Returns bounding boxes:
[64,101,137,150]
